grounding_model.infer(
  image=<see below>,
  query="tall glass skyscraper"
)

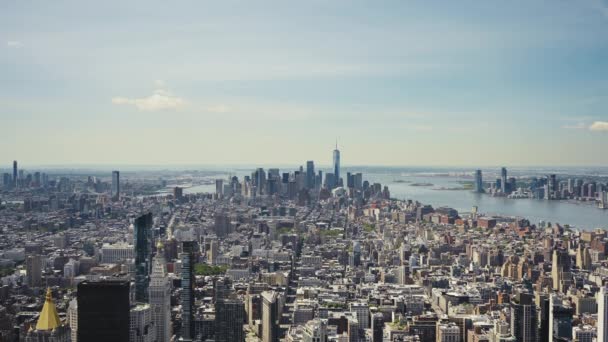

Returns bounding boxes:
[333,143,340,188]
[501,167,507,193]
[475,170,484,193]
[306,161,315,189]
[12,160,17,188]
[180,241,196,341]
[134,212,153,302]
[112,170,120,200]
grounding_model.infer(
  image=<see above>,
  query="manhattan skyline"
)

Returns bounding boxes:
[2,0,608,166]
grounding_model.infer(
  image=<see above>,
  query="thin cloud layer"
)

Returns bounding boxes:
[589,121,608,131]
[112,88,185,111]
[562,123,586,129]
[6,41,22,48]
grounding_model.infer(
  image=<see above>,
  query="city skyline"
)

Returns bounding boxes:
[2,1,608,166]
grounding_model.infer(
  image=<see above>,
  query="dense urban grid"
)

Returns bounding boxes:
[1,148,608,342]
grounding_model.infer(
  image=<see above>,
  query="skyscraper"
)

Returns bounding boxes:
[333,142,340,189]
[551,248,571,291]
[549,294,574,342]
[77,281,130,342]
[501,167,507,193]
[262,291,279,342]
[111,170,120,200]
[215,298,246,342]
[26,255,42,288]
[134,212,153,302]
[475,169,484,193]
[371,313,384,342]
[216,179,224,197]
[130,304,156,342]
[149,241,172,342]
[180,241,196,341]
[511,292,537,342]
[599,286,608,342]
[13,160,17,188]
[306,161,315,189]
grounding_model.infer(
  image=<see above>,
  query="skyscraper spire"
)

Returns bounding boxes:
[36,288,61,331]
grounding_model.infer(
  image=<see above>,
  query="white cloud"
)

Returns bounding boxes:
[7,41,22,48]
[112,87,185,111]
[589,121,608,131]
[562,122,586,129]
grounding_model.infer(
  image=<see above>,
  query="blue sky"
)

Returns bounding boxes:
[1,0,608,167]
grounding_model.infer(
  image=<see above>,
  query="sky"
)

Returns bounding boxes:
[1,0,608,167]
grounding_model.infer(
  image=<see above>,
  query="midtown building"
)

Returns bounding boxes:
[215,298,245,342]
[180,241,196,341]
[510,292,537,342]
[134,212,153,303]
[77,281,130,342]
[149,241,172,342]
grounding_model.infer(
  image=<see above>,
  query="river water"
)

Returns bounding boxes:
[183,166,608,230]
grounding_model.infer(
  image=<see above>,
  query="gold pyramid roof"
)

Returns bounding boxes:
[36,288,61,331]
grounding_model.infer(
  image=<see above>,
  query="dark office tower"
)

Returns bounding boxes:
[350,241,361,267]
[12,160,17,188]
[215,179,224,197]
[77,281,130,342]
[511,293,537,342]
[500,167,507,193]
[134,212,153,302]
[325,173,335,189]
[538,294,550,342]
[215,299,246,342]
[354,173,363,190]
[475,170,484,193]
[371,313,384,342]
[181,241,196,341]
[2,173,10,189]
[333,142,340,189]
[267,178,278,195]
[306,161,315,189]
[254,168,266,195]
[111,170,120,200]
[347,172,354,188]
[214,212,230,237]
[549,294,574,341]
[173,186,183,200]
